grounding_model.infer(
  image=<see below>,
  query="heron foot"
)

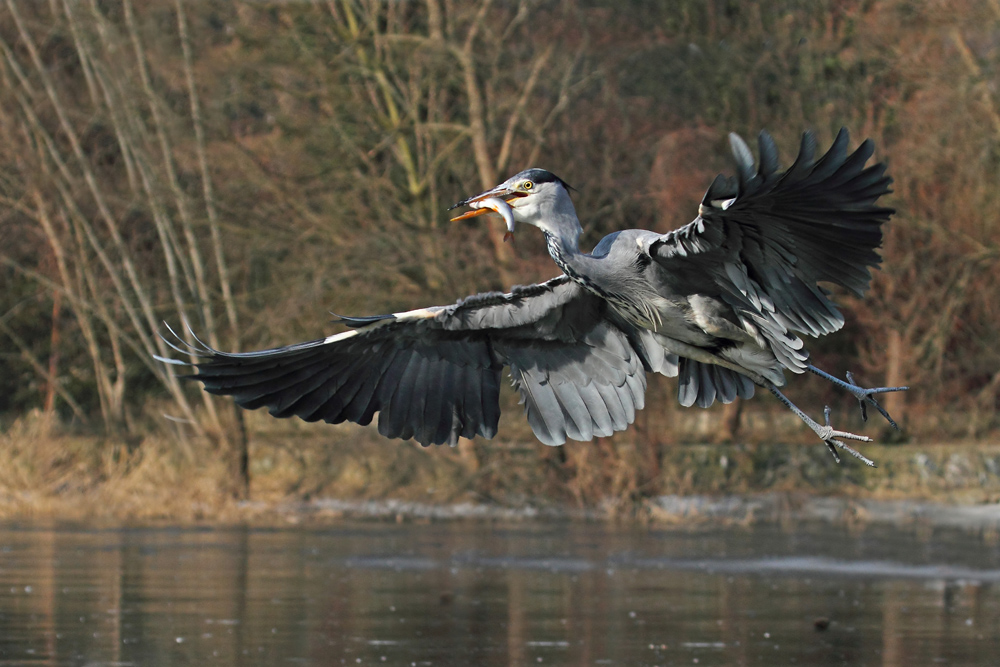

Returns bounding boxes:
[806,365,908,430]
[767,384,877,467]
[813,405,876,467]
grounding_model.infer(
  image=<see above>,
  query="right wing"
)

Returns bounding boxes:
[159,276,648,447]
[647,128,893,371]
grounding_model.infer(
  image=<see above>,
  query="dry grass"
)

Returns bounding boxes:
[0,411,234,521]
[2,408,999,524]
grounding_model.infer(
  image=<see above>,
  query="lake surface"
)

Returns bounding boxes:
[0,519,999,666]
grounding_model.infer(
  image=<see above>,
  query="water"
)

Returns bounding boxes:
[0,520,999,666]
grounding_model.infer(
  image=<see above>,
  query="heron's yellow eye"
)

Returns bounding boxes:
[522,181,533,190]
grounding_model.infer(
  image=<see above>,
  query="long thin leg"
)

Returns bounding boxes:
[806,365,908,429]
[767,383,877,468]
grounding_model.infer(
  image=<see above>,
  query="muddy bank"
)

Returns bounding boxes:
[648,494,1000,532]
[257,493,1000,534]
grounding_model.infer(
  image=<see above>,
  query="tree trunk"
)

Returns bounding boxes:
[230,407,251,500]
[713,399,744,444]
[884,328,905,427]
[43,290,61,416]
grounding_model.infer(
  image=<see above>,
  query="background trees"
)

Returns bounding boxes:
[1,0,997,474]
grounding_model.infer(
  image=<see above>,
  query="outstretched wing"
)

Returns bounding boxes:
[160,276,648,447]
[647,128,893,368]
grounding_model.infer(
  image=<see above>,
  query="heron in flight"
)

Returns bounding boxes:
[161,128,905,466]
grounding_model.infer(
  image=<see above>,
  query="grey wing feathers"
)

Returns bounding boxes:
[446,276,649,444]
[498,321,647,446]
[652,128,893,342]
[164,276,651,447]
[678,359,755,409]
[173,333,502,447]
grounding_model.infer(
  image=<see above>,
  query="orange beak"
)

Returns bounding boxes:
[448,193,526,222]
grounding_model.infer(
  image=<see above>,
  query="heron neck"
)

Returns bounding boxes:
[543,224,587,281]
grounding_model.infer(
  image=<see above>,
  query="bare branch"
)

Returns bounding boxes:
[496,44,554,174]
[0,316,88,423]
[176,0,240,345]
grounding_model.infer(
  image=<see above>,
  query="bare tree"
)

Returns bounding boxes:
[0,1,250,474]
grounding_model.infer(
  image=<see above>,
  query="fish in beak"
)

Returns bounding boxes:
[449,185,526,242]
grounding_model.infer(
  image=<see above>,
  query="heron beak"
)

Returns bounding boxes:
[448,185,526,221]
[448,207,492,222]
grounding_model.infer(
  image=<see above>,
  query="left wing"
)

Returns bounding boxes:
[159,276,649,447]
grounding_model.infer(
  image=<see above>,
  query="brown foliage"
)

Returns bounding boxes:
[0,0,998,508]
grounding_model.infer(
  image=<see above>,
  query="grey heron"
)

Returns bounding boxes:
[160,128,905,466]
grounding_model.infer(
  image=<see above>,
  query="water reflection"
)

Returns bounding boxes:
[0,521,998,665]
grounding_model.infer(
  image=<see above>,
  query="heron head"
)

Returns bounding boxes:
[450,168,574,240]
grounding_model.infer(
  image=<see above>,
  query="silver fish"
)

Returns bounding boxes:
[469,197,516,241]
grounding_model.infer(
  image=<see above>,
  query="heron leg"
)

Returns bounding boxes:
[806,365,908,429]
[767,384,877,467]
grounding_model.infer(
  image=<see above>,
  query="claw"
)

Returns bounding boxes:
[821,407,841,463]
[768,385,879,466]
[842,370,908,430]
[826,438,877,467]
[845,372,870,422]
[815,405,875,465]
[808,366,909,430]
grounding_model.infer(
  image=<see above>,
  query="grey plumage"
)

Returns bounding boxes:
[165,277,648,447]
[160,128,906,464]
